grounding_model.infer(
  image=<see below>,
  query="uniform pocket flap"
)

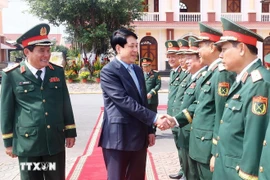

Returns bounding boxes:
[194,129,213,140]
[227,100,242,111]
[110,117,129,124]
[16,85,35,93]
[225,155,241,169]
[48,82,62,89]
[17,127,37,136]
[201,84,211,93]
[185,88,195,95]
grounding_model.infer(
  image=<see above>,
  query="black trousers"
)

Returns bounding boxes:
[102,148,147,180]
[18,151,65,180]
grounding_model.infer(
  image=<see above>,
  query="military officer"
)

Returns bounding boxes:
[165,40,186,179]
[213,17,270,180]
[0,23,77,180]
[185,22,235,179]
[165,36,208,180]
[141,57,161,134]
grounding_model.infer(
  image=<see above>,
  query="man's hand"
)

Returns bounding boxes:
[210,156,215,172]
[66,138,76,148]
[147,93,152,99]
[148,134,156,147]
[155,114,176,130]
[5,146,17,158]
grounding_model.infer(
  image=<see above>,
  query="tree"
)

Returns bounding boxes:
[24,0,145,55]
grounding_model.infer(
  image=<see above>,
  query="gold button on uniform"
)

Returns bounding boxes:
[45,112,48,116]
[263,140,267,146]
[259,166,264,172]
[55,86,58,89]
[47,125,50,129]
[191,127,193,130]
[24,90,27,93]
[225,103,228,107]
[217,136,220,140]
[40,87,44,90]
[43,99,46,103]
[25,134,29,137]
[201,137,205,141]
[232,107,235,111]
[216,153,219,157]
[220,120,223,124]
[235,165,240,171]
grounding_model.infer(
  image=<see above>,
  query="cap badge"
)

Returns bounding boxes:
[40,27,47,36]
[168,42,173,48]
[189,40,192,47]
[143,59,147,62]
[178,42,182,47]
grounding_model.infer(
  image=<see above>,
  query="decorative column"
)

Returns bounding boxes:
[248,0,256,22]
[207,0,215,22]
[166,0,173,23]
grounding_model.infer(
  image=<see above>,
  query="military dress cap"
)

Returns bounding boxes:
[17,23,52,48]
[176,38,189,54]
[216,17,264,46]
[196,22,222,43]
[165,40,179,54]
[141,57,152,66]
[264,54,270,69]
[186,37,199,54]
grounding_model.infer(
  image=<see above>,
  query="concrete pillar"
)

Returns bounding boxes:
[207,0,216,22]
[248,0,256,22]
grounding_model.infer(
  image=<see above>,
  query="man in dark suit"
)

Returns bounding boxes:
[141,57,161,134]
[98,28,174,180]
[1,23,77,180]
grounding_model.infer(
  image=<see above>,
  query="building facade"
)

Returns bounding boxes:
[132,0,270,71]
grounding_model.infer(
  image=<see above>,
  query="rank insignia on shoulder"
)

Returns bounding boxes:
[20,65,26,73]
[218,82,230,96]
[158,75,161,80]
[190,82,196,89]
[49,77,60,83]
[150,75,154,78]
[252,96,268,115]
[251,70,262,83]
[202,71,207,77]
[3,63,20,73]
[153,70,159,72]
[241,72,248,83]
[232,94,240,99]
[218,63,226,71]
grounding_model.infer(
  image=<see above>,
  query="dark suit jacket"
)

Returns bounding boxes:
[98,58,156,151]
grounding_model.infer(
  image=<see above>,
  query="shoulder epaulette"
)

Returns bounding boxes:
[153,70,159,73]
[218,63,226,72]
[251,69,263,83]
[49,62,63,68]
[241,72,249,83]
[2,63,20,73]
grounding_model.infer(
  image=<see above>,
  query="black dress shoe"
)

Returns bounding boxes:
[169,173,183,179]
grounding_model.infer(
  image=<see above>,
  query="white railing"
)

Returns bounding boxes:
[221,13,242,21]
[179,13,201,22]
[135,12,159,21]
[261,13,270,22]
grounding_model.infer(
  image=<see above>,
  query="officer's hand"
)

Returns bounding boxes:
[66,138,75,148]
[147,93,152,99]
[5,146,17,158]
[210,156,215,172]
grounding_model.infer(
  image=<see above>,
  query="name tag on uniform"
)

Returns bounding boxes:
[19,81,31,85]
[232,94,240,99]
[49,77,60,82]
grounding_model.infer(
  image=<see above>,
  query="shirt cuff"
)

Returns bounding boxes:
[173,117,179,127]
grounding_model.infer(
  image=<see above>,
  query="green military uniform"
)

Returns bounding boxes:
[264,53,270,70]
[187,23,235,179]
[141,58,161,134]
[0,24,76,180]
[165,40,186,178]
[213,17,269,180]
[173,37,207,180]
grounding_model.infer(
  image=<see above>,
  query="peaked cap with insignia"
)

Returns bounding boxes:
[176,38,189,54]
[17,23,52,48]
[215,17,264,46]
[165,40,179,54]
[141,57,152,66]
[186,37,199,54]
[196,22,222,43]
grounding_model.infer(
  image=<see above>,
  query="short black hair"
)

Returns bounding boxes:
[230,41,258,55]
[25,45,36,52]
[110,28,138,52]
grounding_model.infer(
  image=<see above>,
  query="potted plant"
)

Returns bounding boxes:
[93,70,101,83]
[79,71,90,83]
[65,70,77,83]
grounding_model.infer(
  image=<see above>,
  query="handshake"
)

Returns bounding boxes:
[155,114,177,131]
